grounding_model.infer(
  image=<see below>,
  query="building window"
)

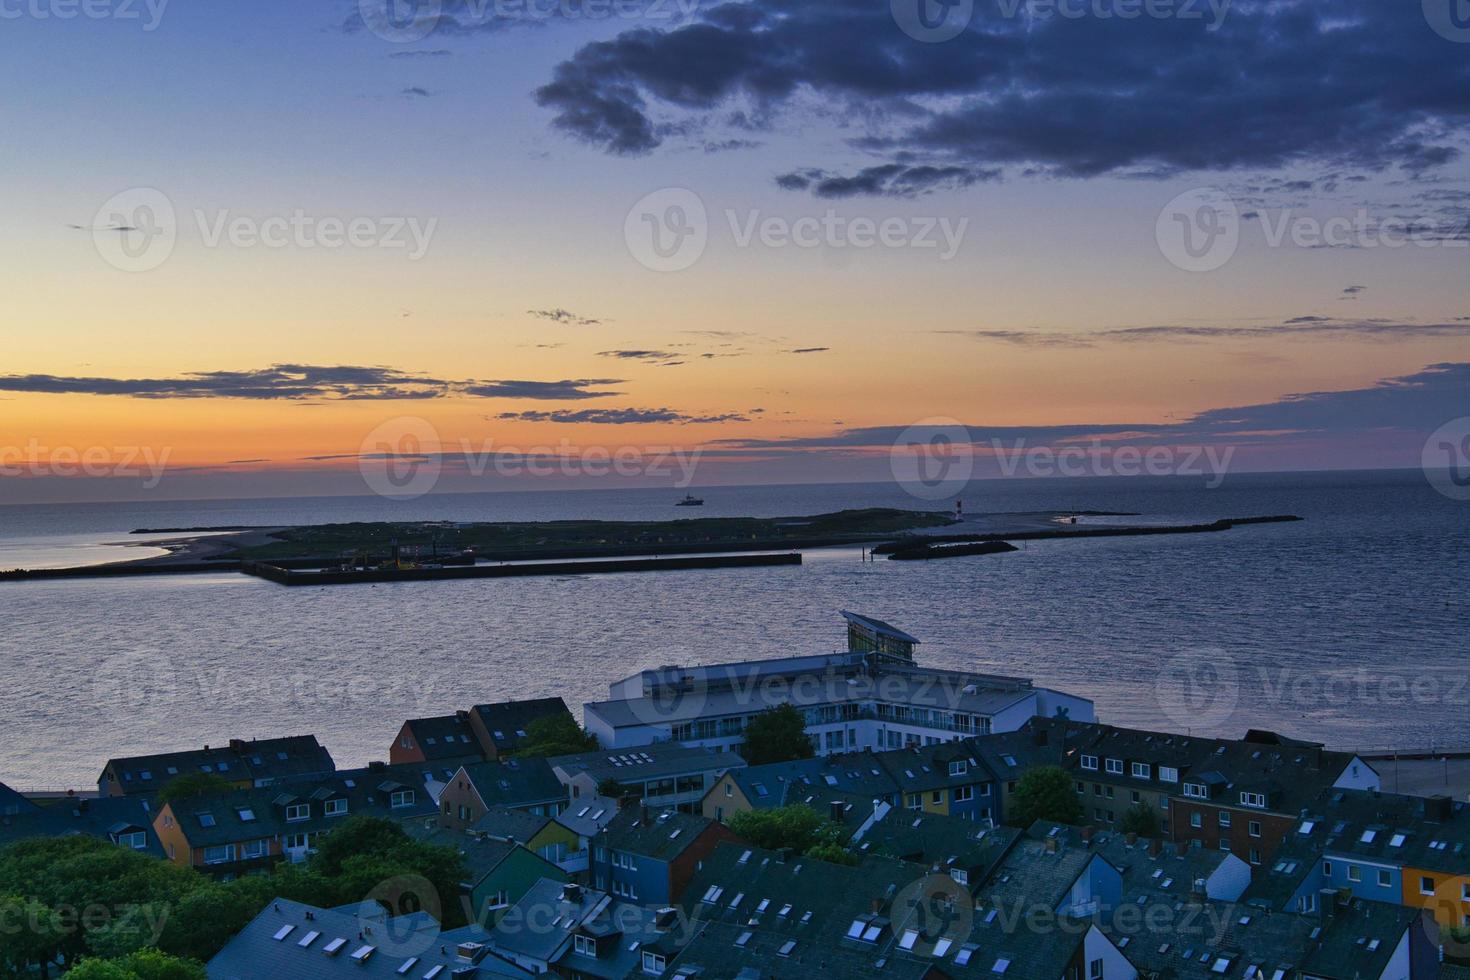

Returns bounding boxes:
[1090,958,1105,980]
[285,833,309,850]
[724,783,733,797]
[114,831,147,850]
[1323,860,1333,876]
[1183,783,1208,800]
[1218,811,1231,828]
[202,845,236,865]
[1105,759,1124,775]
[907,794,922,810]
[1378,869,1392,888]
[1131,763,1150,779]
[641,951,666,975]
[325,799,348,817]
[1190,813,1202,828]
[931,791,943,805]
[1239,792,1266,808]
[949,761,968,776]
[241,839,267,860]
[1348,866,1362,883]
[1159,767,1179,783]
[285,804,309,822]
[1248,821,1261,837]
[1081,755,1098,771]
[955,786,974,802]
[1421,876,1437,896]
[1248,849,1260,865]
[951,868,969,885]
[574,935,597,958]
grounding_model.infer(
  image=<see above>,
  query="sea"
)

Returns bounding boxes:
[0,469,1464,790]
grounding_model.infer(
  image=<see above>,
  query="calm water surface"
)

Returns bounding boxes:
[0,471,1464,788]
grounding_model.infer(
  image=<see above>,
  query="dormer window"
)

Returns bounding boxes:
[1158,767,1179,783]
[1105,759,1124,775]
[390,790,414,809]
[949,761,967,776]
[574,935,597,958]
[641,951,666,975]
[1183,783,1208,799]
[1239,792,1267,808]
[1131,763,1151,779]
[325,799,348,817]
[285,803,310,822]
[1081,755,1098,771]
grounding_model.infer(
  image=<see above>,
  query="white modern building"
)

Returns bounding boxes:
[584,612,1095,754]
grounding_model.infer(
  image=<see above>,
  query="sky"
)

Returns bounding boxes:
[3,0,1470,503]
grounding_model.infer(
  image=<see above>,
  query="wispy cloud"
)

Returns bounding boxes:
[495,407,751,424]
[528,308,603,326]
[597,349,683,364]
[938,319,1470,348]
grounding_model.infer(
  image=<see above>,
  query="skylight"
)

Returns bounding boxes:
[899,929,919,950]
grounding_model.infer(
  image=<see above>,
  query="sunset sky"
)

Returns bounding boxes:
[4,0,1470,502]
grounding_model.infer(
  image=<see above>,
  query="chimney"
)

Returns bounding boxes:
[1427,795,1454,822]
[830,801,846,823]
[1033,728,1049,746]
[654,907,679,931]
[1174,840,1189,857]
[1147,838,1163,858]
[1080,826,1095,843]
[1044,836,1060,854]
[640,802,650,825]
[1190,878,1207,902]
[229,738,245,753]
[562,883,584,905]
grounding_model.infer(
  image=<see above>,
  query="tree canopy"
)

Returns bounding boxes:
[739,705,814,766]
[511,714,599,758]
[1120,803,1160,838]
[1007,765,1084,827]
[0,816,466,975]
[727,804,854,863]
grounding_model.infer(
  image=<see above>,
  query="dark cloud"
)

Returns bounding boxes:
[787,347,830,354]
[713,361,1470,450]
[597,349,683,363]
[495,406,751,424]
[1342,285,1368,295]
[401,86,432,98]
[0,365,450,400]
[774,164,998,198]
[459,378,624,399]
[0,366,629,402]
[535,0,1470,194]
[388,49,452,58]
[528,307,603,326]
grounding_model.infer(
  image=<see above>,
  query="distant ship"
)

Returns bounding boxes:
[676,494,704,507]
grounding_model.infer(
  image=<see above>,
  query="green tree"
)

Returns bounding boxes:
[155,773,234,808]
[1120,803,1160,838]
[1008,766,1084,827]
[512,714,598,758]
[301,816,468,928]
[727,805,855,863]
[739,705,814,766]
[66,948,206,980]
